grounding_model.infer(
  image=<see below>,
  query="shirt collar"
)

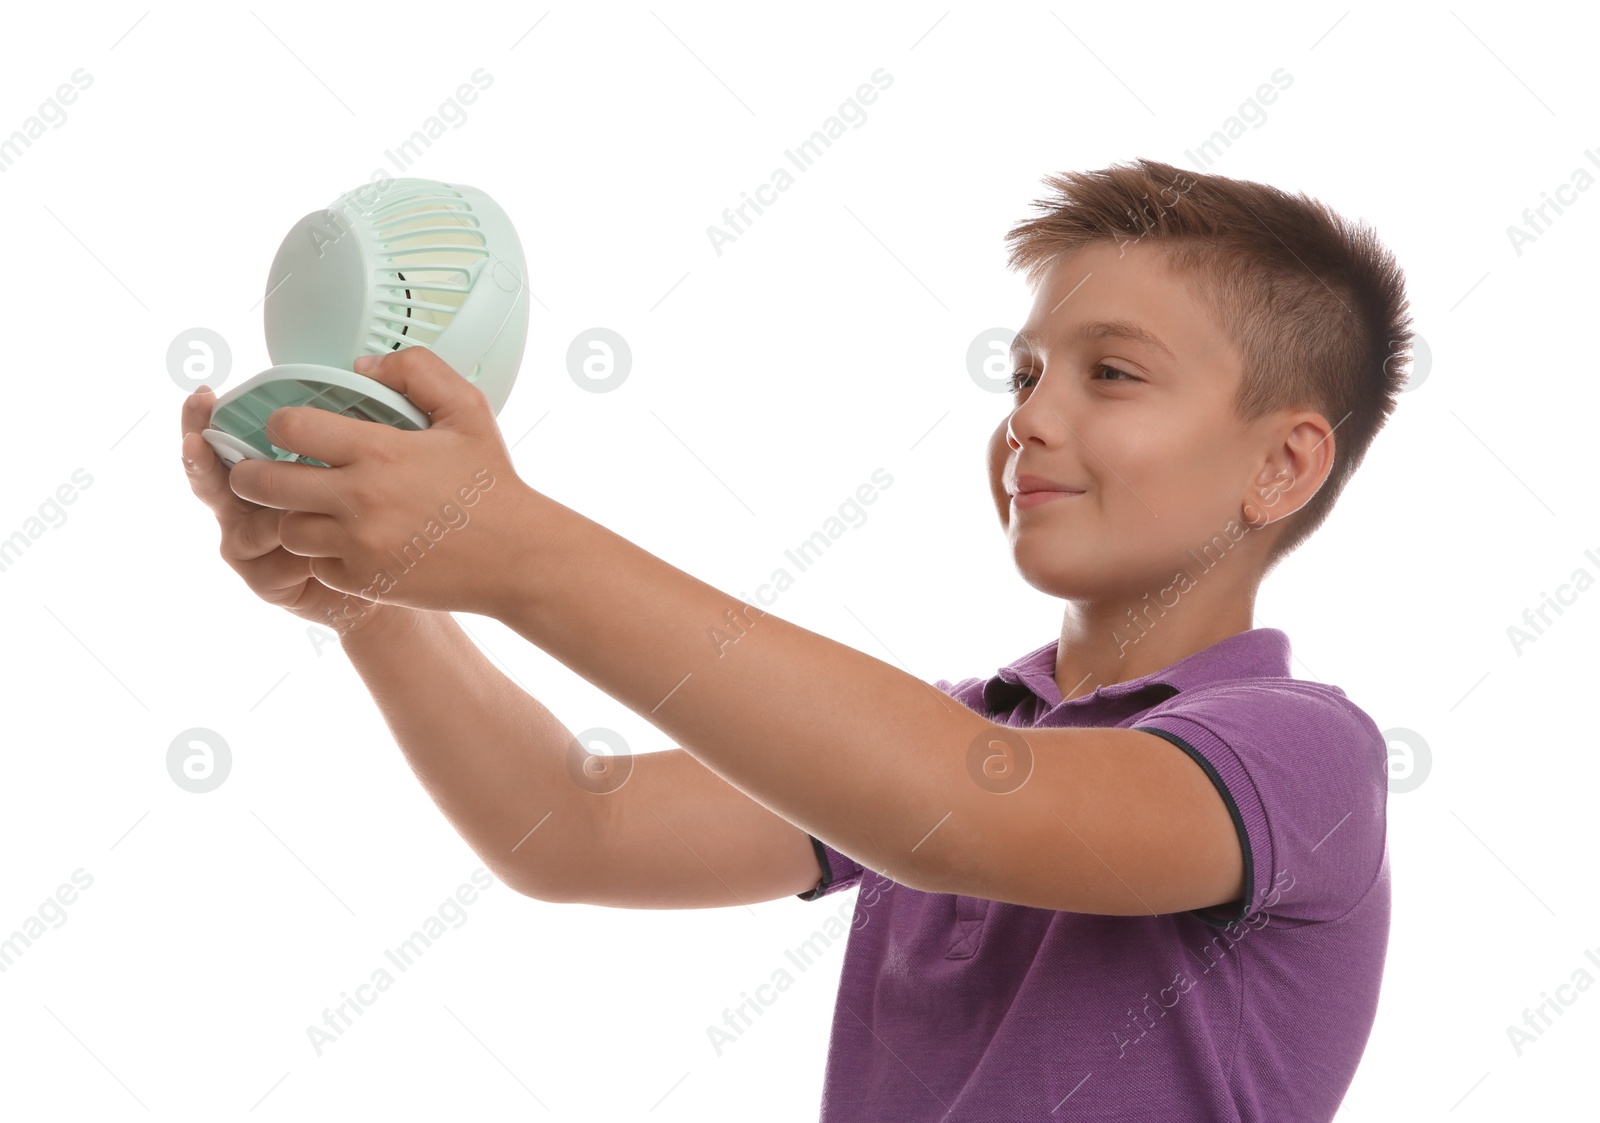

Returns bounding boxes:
[981,627,1293,713]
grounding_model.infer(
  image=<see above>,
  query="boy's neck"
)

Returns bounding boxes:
[1054,596,1258,703]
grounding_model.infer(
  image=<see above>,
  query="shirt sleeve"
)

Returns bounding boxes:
[795,675,977,901]
[796,834,866,900]
[1131,680,1389,927]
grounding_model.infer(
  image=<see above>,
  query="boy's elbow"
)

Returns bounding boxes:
[496,861,586,905]
[515,882,583,905]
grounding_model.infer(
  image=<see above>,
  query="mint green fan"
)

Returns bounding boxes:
[202,177,529,468]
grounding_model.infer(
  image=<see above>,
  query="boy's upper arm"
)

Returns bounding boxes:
[570,748,828,909]
[572,677,1388,919]
[794,675,972,903]
[799,674,1386,923]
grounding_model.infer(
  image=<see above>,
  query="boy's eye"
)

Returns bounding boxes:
[1005,364,1136,394]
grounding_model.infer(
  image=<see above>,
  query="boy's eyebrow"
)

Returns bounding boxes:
[1011,319,1176,361]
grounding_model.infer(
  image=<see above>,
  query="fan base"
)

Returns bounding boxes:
[200,362,431,468]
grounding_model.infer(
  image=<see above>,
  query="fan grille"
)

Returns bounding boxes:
[360,185,488,357]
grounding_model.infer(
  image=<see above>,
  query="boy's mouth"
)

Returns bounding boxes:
[1013,489,1085,510]
[1010,473,1086,496]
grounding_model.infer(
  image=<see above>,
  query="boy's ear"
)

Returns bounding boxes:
[1252,411,1334,524]
[987,417,1012,529]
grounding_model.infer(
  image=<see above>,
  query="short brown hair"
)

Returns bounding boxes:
[1004,157,1414,572]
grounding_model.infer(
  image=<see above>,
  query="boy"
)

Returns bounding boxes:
[179,156,1410,1120]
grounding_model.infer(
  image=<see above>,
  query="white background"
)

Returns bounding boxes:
[1,1,1596,1119]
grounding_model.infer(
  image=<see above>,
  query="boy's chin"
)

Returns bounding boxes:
[1013,551,1157,601]
[1014,562,1111,601]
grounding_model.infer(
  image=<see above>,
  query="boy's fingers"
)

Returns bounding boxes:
[180,386,214,442]
[182,430,254,520]
[239,547,317,607]
[223,505,286,563]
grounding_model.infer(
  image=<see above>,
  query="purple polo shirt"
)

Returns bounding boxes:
[798,627,1390,1121]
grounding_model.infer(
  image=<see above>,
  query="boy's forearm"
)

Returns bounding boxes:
[491,489,991,891]
[339,606,601,900]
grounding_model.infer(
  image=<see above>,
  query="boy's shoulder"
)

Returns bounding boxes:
[1138,672,1377,745]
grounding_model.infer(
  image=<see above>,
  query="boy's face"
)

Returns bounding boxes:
[987,239,1283,600]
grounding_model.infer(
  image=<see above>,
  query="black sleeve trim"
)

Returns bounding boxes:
[1134,725,1255,928]
[795,834,833,901]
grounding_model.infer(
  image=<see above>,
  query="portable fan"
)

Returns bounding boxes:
[201,177,529,468]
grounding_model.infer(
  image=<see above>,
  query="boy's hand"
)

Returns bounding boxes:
[180,386,392,637]
[220,347,532,618]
